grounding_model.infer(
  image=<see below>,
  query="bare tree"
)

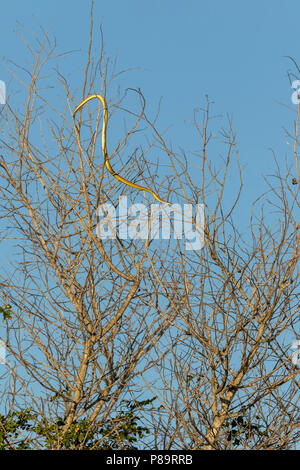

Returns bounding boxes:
[0,9,299,450]
[0,16,176,450]
[142,100,299,450]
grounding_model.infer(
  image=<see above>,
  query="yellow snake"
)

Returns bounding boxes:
[73,94,169,204]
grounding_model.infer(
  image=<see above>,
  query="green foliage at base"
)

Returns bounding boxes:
[0,304,12,321]
[0,409,36,449]
[224,415,269,448]
[0,398,155,450]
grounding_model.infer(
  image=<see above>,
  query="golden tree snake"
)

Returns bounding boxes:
[73,94,169,204]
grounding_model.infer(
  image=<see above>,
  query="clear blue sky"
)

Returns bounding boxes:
[0,0,299,229]
[0,0,299,227]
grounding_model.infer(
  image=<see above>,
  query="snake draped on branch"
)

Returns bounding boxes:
[73,94,169,204]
